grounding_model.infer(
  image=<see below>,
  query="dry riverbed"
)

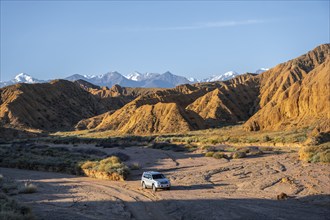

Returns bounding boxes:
[1,145,330,220]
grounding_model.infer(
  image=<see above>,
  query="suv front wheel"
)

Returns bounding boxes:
[142,182,146,189]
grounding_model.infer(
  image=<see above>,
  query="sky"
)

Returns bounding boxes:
[0,1,329,81]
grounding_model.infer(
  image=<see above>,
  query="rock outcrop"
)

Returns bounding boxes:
[244,44,330,132]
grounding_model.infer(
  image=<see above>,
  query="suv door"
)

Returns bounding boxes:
[144,174,152,187]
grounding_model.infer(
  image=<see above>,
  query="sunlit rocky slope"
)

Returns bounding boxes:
[0,44,328,134]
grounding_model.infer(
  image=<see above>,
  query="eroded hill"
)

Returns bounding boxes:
[1,44,329,135]
[0,80,106,131]
[244,44,330,132]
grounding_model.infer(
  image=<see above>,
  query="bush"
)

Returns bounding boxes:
[19,182,37,194]
[238,148,250,153]
[212,152,225,159]
[299,144,330,163]
[201,145,210,150]
[228,137,240,143]
[319,149,330,163]
[80,161,97,170]
[0,176,34,220]
[249,149,263,156]
[205,151,215,157]
[232,151,246,159]
[262,135,271,142]
[0,193,34,219]
[129,162,141,170]
[81,156,129,179]
[225,147,237,152]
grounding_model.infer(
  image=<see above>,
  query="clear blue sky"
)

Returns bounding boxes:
[1,1,329,81]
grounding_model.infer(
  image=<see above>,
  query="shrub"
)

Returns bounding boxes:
[319,149,330,163]
[80,156,130,179]
[129,162,141,170]
[238,148,250,154]
[109,152,130,162]
[212,152,225,159]
[249,150,263,156]
[232,151,246,159]
[205,151,215,157]
[0,194,34,220]
[262,135,271,142]
[259,146,274,152]
[80,161,98,170]
[19,182,37,194]
[2,183,17,193]
[201,145,215,151]
[0,176,34,220]
[210,139,220,145]
[299,144,330,163]
[225,147,237,152]
[229,137,240,143]
[245,137,259,143]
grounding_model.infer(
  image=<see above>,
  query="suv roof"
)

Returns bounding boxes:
[143,171,161,175]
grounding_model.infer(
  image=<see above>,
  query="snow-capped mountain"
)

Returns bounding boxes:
[0,73,44,87]
[125,71,142,81]
[202,71,239,82]
[65,72,140,88]
[255,68,269,74]
[1,68,269,88]
[187,77,200,83]
[125,71,160,81]
[14,73,40,83]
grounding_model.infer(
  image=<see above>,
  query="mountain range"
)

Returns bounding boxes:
[1,44,328,137]
[0,69,268,89]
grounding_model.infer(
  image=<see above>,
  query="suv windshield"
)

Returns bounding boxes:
[152,174,165,179]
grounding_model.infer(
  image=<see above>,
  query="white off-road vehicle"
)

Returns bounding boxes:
[141,171,171,192]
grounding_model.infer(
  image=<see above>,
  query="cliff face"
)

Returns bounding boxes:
[187,74,259,127]
[244,44,330,132]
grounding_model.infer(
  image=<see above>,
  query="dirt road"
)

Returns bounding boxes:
[1,146,329,219]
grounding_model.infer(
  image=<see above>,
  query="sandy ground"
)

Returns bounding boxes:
[1,145,330,220]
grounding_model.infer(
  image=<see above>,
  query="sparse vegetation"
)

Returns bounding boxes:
[232,151,247,159]
[129,162,141,170]
[81,156,129,180]
[212,152,225,159]
[299,143,330,163]
[19,182,37,194]
[205,151,215,157]
[0,193,34,220]
[0,143,130,180]
[0,175,34,219]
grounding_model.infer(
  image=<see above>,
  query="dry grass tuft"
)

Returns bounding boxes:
[205,151,215,157]
[299,143,330,163]
[129,162,141,170]
[0,175,34,219]
[232,151,247,159]
[81,156,129,180]
[212,152,225,159]
[19,182,37,194]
